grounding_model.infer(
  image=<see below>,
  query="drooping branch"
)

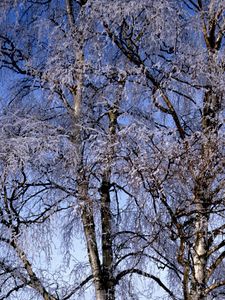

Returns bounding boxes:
[0,283,26,300]
[10,239,57,300]
[103,22,185,139]
[62,275,93,300]
[115,268,178,300]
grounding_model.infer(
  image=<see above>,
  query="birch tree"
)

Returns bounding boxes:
[103,0,225,299]
[0,0,224,300]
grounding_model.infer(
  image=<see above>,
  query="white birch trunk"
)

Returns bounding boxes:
[65,3,107,298]
[190,203,208,300]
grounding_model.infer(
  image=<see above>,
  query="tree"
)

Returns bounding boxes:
[0,0,224,299]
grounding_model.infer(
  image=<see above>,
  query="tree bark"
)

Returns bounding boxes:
[189,85,219,299]
[189,198,208,300]
[80,195,104,300]
[67,3,116,296]
[100,173,115,300]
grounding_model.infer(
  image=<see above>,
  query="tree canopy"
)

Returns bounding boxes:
[0,0,224,299]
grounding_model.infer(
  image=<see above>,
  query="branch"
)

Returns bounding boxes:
[0,261,28,284]
[215,22,225,50]
[115,268,177,300]
[62,275,93,300]
[207,240,225,257]
[9,239,57,300]
[205,280,225,295]
[0,283,26,300]
[207,251,225,279]
[103,22,185,139]
[182,0,201,11]
[66,0,75,28]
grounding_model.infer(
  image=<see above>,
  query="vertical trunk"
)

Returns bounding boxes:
[65,4,117,298]
[189,98,214,299]
[101,173,115,300]
[71,30,108,299]
[202,89,221,134]
[99,106,118,300]
[80,192,104,300]
[73,47,84,120]
[65,3,106,298]
[79,176,115,300]
[190,199,208,300]
[189,79,219,299]
[187,11,222,290]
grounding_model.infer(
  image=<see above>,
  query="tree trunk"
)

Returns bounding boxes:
[100,174,115,300]
[65,3,109,297]
[98,105,119,300]
[189,200,208,300]
[189,85,219,299]
[77,177,105,300]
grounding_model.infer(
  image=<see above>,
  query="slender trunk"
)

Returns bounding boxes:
[80,192,104,299]
[101,173,115,300]
[69,30,108,300]
[79,177,114,300]
[99,105,119,300]
[65,3,118,297]
[189,80,219,299]
[202,89,221,134]
[190,200,208,300]
[71,35,107,298]
[187,26,221,293]
[65,4,104,297]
